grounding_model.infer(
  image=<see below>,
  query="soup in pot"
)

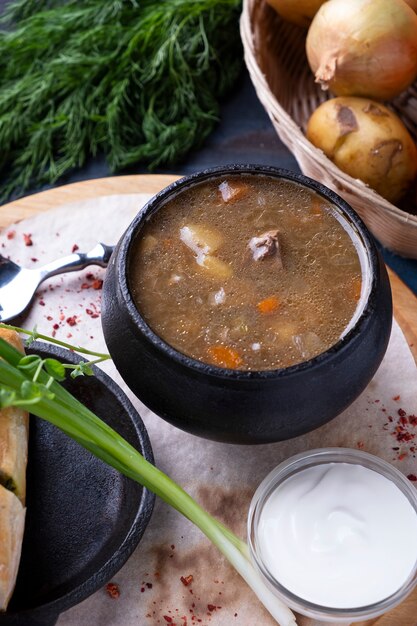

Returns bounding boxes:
[129,175,364,370]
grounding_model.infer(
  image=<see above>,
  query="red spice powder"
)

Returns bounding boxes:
[408,474,417,481]
[72,244,79,253]
[180,575,193,587]
[23,233,33,246]
[66,316,77,327]
[391,411,416,444]
[6,230,15,240]
[140,581,153,593]
[105,582,120,599]
[396,430,414,443]
[92,279,103,290]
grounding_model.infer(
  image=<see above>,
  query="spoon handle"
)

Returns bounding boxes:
[38,243,114,281]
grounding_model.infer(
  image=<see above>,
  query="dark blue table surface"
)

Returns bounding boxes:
[0,5,415,297]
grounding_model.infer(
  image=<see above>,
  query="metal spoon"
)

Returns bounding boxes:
[0,243,114,321]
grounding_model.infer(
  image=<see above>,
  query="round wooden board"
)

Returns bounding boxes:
[1,174,417,626]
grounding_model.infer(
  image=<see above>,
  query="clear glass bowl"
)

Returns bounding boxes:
[247,448,417,623]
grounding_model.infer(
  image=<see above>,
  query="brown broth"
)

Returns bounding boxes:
[129,175,363,370]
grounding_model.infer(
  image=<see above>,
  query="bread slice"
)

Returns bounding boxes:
[0,405,28,505]
[0,329,28,504]
[0,484,25,611]
[0,329,29,610]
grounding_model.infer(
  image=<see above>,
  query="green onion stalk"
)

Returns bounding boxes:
[0,325,296,626]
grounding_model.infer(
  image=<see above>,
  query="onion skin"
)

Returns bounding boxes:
[306,97,417,204]
[306,0,417,100]
[265,0,327,28]
[404,0,417,12]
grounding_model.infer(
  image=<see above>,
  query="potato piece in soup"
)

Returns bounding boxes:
[129,175,363,371]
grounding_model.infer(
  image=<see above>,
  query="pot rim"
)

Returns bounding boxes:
[116,164,380,381]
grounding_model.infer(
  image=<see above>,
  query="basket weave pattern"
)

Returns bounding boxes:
[241,0,417,258]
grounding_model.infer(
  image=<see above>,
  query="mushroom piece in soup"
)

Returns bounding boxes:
[129,175,363,370]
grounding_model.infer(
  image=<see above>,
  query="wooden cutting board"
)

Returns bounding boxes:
[1,174,417,626]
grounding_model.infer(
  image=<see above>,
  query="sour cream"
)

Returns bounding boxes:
[256,462,417,608]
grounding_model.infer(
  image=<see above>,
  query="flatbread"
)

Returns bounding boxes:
[0,484,25,611]
[0,329,28,610]
[0,329,28,504]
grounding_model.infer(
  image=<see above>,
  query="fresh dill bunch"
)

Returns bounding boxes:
[0,0,243,200]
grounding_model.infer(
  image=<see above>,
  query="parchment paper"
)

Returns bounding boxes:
[1,195,416,626]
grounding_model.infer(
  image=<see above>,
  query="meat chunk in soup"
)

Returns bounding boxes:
[248,229,283,267]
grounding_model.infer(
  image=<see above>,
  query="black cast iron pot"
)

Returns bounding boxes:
[102,165,392,444]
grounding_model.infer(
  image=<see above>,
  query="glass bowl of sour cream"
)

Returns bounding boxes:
[248,448,417,623]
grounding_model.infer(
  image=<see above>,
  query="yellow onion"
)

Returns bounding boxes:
[265,0,327,28]
[306,0,417,100]
[306,97,417,203]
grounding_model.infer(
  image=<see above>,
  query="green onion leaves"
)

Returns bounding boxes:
[43,358,66,382]
[0,325,297,625]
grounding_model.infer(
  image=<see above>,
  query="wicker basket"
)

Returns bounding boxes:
[241,0,417,258]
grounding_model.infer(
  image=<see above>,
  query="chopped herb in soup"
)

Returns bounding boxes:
[129,175,363,370]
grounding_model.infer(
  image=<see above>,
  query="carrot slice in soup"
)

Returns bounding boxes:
[350,279,362,301]
[218,180,249,203]
[207,346,243,369]
[310,197,324,216]
[257,296,280,314]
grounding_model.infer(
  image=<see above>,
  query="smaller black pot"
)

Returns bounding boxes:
[102,165,392,444]
[0,343,154,626]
